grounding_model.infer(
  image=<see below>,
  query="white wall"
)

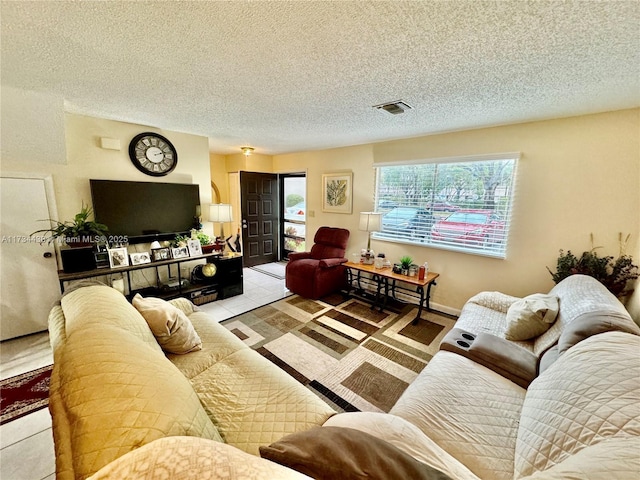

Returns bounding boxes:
[274,109,640,318]
[1,87,66,164]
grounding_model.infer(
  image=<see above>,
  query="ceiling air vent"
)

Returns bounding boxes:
[373,100,412,115]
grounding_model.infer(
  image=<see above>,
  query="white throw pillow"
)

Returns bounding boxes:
[505,293,559,341]
[132,294,202,354]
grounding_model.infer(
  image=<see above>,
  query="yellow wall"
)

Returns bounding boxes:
[274,109,640,316]
[1,112,214,244]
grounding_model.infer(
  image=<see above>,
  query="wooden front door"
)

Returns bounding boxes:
[240,172,279,267]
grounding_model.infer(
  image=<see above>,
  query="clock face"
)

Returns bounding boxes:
[129,132,178,176]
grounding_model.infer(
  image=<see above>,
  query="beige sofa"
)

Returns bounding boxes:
[47,285,334,479]
[49,275,640,479]
[324,274,640,479]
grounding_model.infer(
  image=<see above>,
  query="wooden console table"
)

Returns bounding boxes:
[344,261,439,324]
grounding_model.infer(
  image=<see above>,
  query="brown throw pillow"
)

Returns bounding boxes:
[132,294,202,354]
[259,426,452,480]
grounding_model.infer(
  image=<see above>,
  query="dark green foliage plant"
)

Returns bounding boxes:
[547,234,638,297]
[399,255,413,269]
[32,204,108,245]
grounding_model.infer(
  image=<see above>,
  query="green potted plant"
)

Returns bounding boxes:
[174,229,216,253]
[399,255,413,275]
[547,233,639,298]
[32,204,108,248]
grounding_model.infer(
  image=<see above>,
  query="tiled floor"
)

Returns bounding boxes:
[0,265,288,480]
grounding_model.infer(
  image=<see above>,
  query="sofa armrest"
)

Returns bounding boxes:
[467,291,521,314]
[318,257,348,268]
[440,328,537,388]
[288,251,313,262]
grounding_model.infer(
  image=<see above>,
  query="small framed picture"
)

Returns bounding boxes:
[130,252,151,265]
[151,247,171,262]
[108,247,130,268]
[172,246,189,259]
[187,239,203,257]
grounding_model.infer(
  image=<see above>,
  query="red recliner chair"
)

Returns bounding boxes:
[285,226,350,299]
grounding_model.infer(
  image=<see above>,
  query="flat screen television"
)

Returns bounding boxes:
[90,179,200,244]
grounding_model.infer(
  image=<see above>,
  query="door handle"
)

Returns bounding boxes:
[43,251,53,258]
[242,219,247,229]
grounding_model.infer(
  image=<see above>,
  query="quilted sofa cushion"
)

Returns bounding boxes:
[390,351,526,480]
[514,331,640,478]
[190,347,336,456]
[532,275,632,355]
[60,285,162,354]
[453,275,632,358]
[88,436,311,480]
[455,292,534,352]
[166,310,250,379]
[50,324,221,480]
[518,436,640,479]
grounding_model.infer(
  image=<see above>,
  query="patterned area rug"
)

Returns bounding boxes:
[0,365,52,425]
[222,293,456,413]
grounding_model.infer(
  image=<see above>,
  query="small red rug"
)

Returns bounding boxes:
[0,365,52,425]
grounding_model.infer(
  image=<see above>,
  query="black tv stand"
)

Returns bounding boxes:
[58,252,243,305]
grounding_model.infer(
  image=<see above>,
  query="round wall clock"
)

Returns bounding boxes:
[128,132,178,176]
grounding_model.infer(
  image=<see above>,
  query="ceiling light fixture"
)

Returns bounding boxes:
[373,100,413,115]
[241,147,254,156]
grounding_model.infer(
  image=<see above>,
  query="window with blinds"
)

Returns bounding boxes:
[372,154,518,258]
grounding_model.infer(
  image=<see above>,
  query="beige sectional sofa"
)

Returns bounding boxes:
[48,275,640,479]
[47,285,334,479]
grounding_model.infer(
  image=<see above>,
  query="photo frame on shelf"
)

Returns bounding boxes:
[322,171,353,214]
[187,239,203,257]
[151,247,171,262]
[108,247,129,268]
[130,252,151,265]
[172,246,189,259]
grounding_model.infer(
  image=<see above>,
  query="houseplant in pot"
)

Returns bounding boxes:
[174,229,216,253]
[399,255,413,275]
[547,233,638,298]
[32,204,108,247]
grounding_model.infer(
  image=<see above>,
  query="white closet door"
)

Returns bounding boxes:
[1,176,61,340]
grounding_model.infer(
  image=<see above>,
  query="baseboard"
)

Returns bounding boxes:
[430,302,461,318]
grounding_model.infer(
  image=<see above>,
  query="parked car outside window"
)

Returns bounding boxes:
[285,202,305,222]
[430,210,505,245]
[381,207,434,239]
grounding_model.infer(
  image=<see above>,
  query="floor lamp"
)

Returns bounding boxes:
[209,204,233,251]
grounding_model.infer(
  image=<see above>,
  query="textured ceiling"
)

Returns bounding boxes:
[1,1,639,155]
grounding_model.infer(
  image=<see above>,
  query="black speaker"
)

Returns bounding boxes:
[61,247,96,273]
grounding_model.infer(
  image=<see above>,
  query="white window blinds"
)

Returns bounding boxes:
[372,153,519,258]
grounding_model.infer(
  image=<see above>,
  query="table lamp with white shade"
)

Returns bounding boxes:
[209,204,233,251]
[359,212,382,264]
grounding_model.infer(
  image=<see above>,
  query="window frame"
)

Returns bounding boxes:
[371,153,519,259]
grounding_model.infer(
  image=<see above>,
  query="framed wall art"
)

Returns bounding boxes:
[322,171,353,214]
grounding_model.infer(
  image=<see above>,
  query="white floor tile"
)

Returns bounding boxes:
[0,428,55,480]
[0,332,52,381]
[0,407,52,449]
